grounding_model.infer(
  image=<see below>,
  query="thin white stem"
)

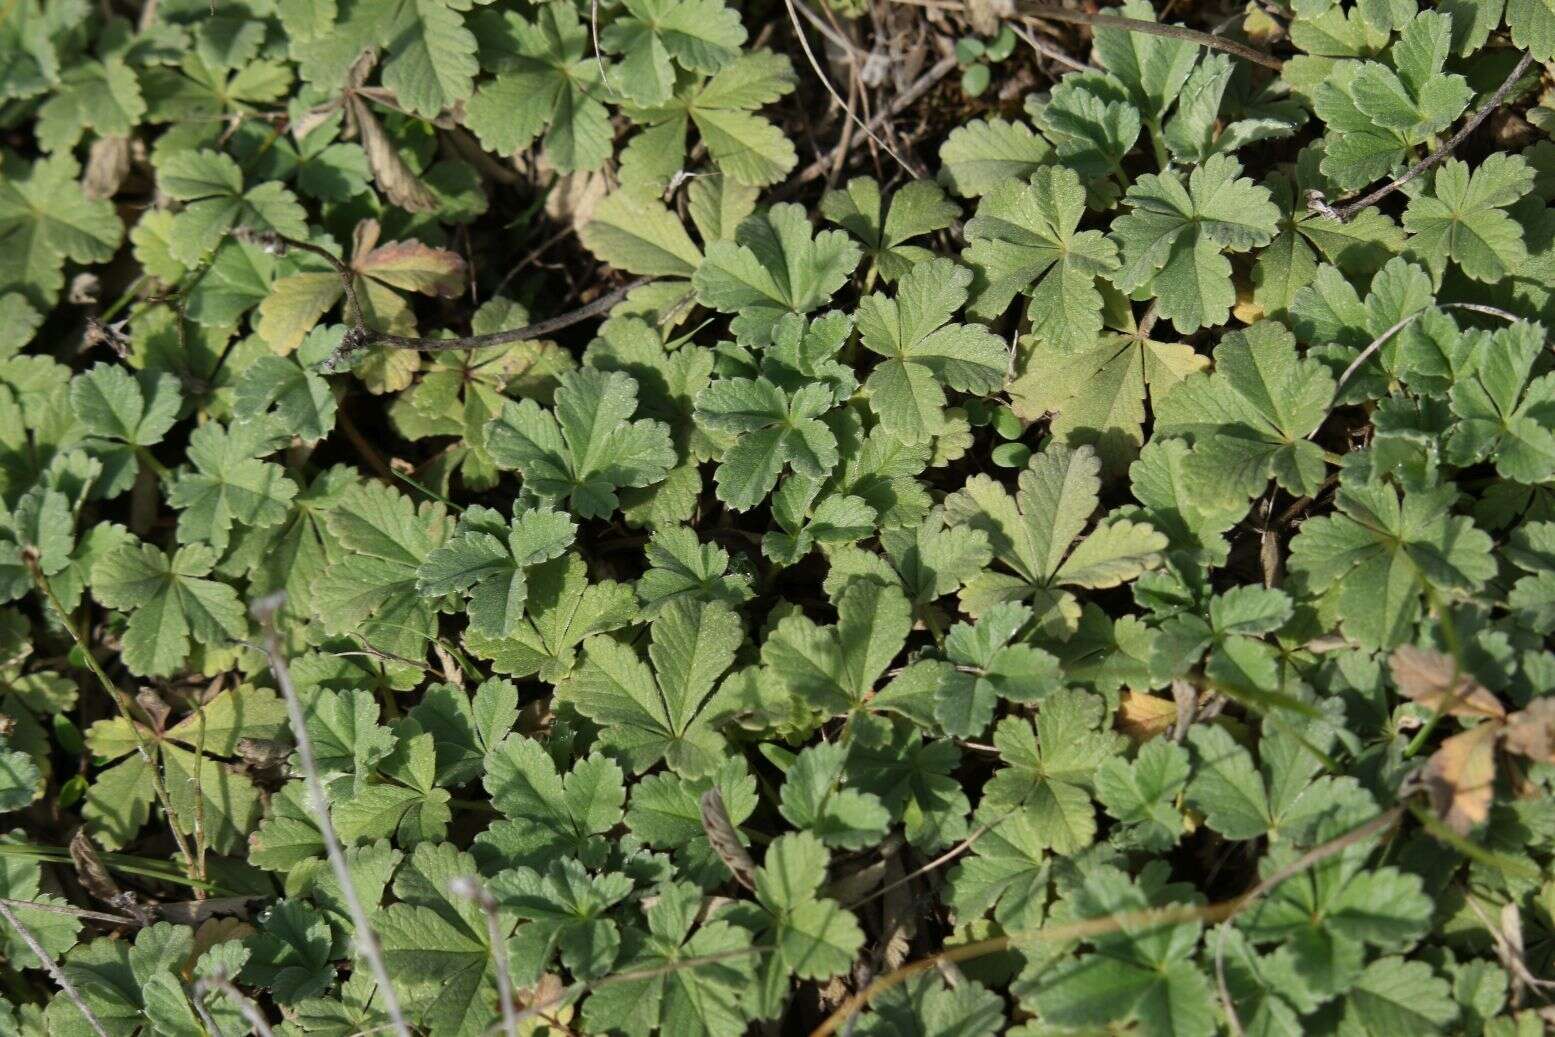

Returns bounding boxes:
[193,974,277,1037]
[449,876,518,1037]
[251,594,411,1037]
[0,899,112,1037]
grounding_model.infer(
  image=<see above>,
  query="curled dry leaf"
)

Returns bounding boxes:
[699,787,757,891]
[350,96,438,213]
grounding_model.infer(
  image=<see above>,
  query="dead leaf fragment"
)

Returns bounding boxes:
[1389,646,1506,720]
[1423,721,1501,835]
[1504,698,1555,764]
[1118,691,1177,743]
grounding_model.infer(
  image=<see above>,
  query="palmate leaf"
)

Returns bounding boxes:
[618,49,797,189]
[856,259,1008,443]
[693,375,839,510]
[1288,477,1496,649]
[167,418,297,553]
[476,734,625,872]
[692,202,860,344]
[83,684,287,852]
[1403,155,1534,284]
[1026,864,1214,1037]
[256,220,465,353]
[1090,0,1198,121]
[377,842,513,1037]
[719,831,864,1018]
[945,442,1166,632]
[961,164,1120,346]
[1446,320,1555,483]
[821,177,960,284]
[1153,320,1335,502]
[464,2,611,173]
[416,504,576,638]
[156,148,307,264]
[762,579,910,718]
[599,0,747,107]
[1253,146,1404,318]
[983,688,1124,855]
[935,602,1062,737]
[580,882,755,1037]
[636,524,754,617]
[1111,153,1280,333]
[937,117,1052,198]
[1009,302,1208,475]
[561,598,742,778]
[463,553,637,683]
[778,741,891,850]
[487,368,675,521]
[0,152,122,308]
[310,481,451,687]
[89,538,247,677]
[1312,12,1471,190]
[493,858,633,984]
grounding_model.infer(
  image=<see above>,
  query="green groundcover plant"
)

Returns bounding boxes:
[1,0,1554,1033]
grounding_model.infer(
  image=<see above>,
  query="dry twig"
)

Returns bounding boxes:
[1310,51,1537,222]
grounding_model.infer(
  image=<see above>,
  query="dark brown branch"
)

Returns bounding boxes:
[239,230,647,370]
[1017,2,1282,71]
[1312,50,1537,223]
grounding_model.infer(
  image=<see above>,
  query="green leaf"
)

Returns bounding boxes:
[1446,320,1555,482]
[167,419,297,553]
[1154,320,1335,501]
[561,598,741,777]
[856,258,1008,442]
[778,742,891,850]
[937,118,1051,198]
[982,689,1122,854]
[1509,0,1555,62]
[599,0,746,107]
[233,354,338,445]
[762,580,910,717]
[692,203,860,345]
[580,882,754,1037]
[1289,477,1495,648]
[310,481,451,686]
[416,505,576,638]
[1094,737,1189,851]
[492,858,632,983]
[936,602,1062,737]
[0,153,122,308]
[479,734,625,870]
[962,164,1121,346]
[71,363,181,447]
[463,552,637,683]
[821,177,959,283]
[89,538,246,677]
[693,376,839,510]
[945,442,1166,632]
[1403,155,1534,283]
[636,525,754,617]
[157,148,307,264]
[241,899,334,1004]
[1111,154,1280,333]
[487,369,676,521]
